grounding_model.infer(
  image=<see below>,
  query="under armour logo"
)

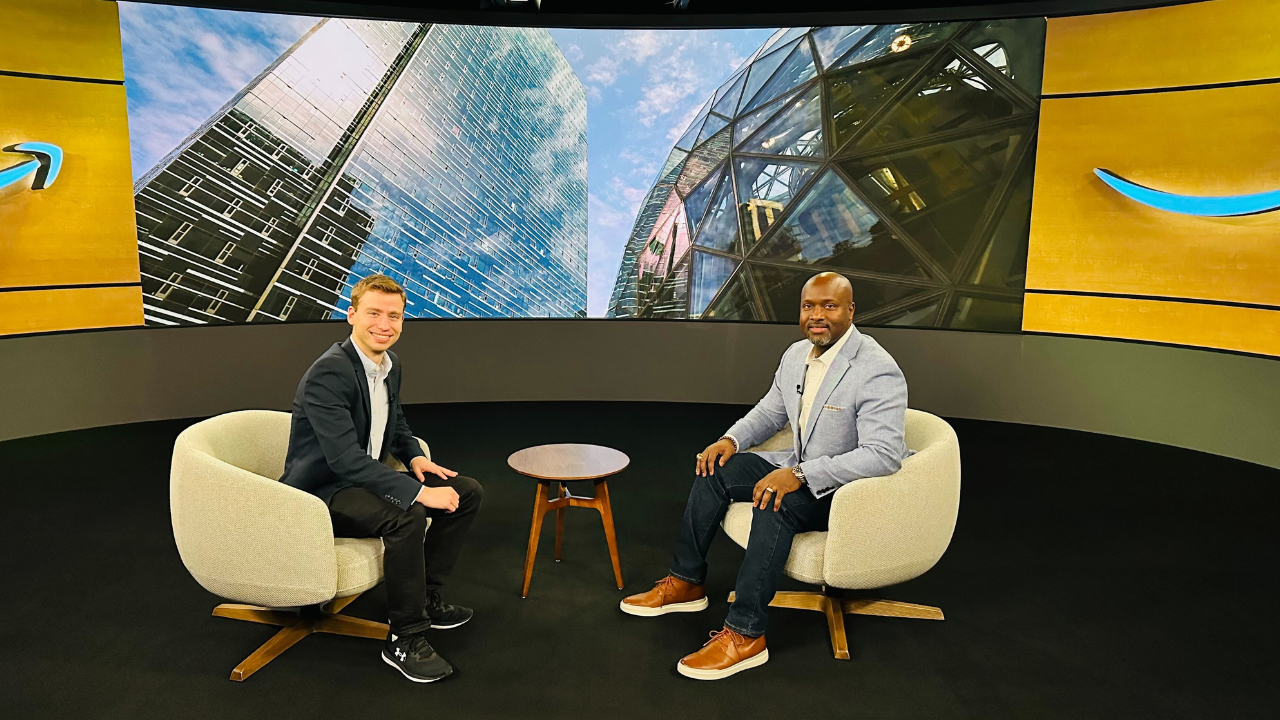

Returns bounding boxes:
[395,648,406,661]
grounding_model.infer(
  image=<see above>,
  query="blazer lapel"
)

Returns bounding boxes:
[340,338,373,429]
[802,356,850,444]
[382,366,400,451]
[800,327,864,445]
[786,349,807,451]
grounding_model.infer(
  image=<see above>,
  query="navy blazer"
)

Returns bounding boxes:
[280,337,427,510]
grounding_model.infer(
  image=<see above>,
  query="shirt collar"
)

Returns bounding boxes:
[352,339,392,379]
[808,324,854,366]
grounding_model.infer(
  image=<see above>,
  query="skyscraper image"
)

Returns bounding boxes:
[607,21,1043,331]
[134,19,587,325]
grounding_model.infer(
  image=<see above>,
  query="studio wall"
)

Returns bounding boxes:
[2,321,1279,472]
[4,0,1277,357]
[2,0,1279,472]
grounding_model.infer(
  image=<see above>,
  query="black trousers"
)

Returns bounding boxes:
[669,453,832,637]
[328,473,483,636]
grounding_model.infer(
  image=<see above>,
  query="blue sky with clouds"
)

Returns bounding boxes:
[119,3,315,179]
[119,3,774,316]
[543,28,776,315]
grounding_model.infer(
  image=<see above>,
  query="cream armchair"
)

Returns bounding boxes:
[722,409,960,659]
[170,409,430,681]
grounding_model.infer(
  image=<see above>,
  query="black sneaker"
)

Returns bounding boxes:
[382,632,453,683]
[427,590,474,630]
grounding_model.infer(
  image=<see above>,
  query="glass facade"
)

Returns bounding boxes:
[134,20,586,326]
[607,20,1045,332]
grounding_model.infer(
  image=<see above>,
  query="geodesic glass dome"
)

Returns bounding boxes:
[606,20,1046,331]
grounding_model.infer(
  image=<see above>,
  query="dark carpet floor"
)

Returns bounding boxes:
[3,401,1278,720]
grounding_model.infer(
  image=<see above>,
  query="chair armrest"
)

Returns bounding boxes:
[171,439,337,607]
[822,430,961,589]
[384,437,431,472]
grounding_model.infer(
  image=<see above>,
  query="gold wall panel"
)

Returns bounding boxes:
[1027,83,1280,308]
[0,0,124,81]
[0,74,139,289]
[0,286,143,336]
[1024,293,1280,357]
[1044,0,1280,95]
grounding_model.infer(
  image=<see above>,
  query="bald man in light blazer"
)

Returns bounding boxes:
[621,272,910,680]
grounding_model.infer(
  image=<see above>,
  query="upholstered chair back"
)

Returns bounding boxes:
[171,410,339,607]
[822,409,960,589]
[181,409,293,480]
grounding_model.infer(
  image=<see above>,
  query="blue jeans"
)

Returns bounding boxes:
[669,453,833,637]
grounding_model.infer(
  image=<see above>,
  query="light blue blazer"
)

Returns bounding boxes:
[724,326,909,499]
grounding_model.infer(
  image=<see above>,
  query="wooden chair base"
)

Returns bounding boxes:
[728,589,943,660]
[212,592,388,681]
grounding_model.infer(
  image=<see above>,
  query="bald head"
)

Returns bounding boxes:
[799,272,855,350]
[802,272,853,305]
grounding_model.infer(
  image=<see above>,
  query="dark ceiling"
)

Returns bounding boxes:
[136,0,1195,27]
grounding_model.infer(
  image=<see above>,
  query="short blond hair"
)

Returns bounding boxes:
[350,273,406,311]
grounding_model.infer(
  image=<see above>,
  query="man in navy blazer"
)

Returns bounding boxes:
[621,272,909,680]
[281,273,482,684]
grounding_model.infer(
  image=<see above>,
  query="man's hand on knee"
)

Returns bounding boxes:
[411,456,458,482]
[415,485,460,512]
[752,468,803,511]
[696,438,737,477]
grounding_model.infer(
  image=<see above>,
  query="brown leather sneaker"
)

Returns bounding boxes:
[619,575,709,617]
[676,627,769,680]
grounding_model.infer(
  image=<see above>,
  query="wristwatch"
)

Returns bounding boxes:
[791,466,807,485]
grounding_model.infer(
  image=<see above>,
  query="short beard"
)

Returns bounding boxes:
[807,331,833,347]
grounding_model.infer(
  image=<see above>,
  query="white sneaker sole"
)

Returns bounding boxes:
[430,615,471,630]
[677,648,769,680]
[381,652,451,683]
[388,616,472,630]
[618,596,710,616]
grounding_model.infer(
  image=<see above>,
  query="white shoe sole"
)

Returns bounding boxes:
[430,615,471,630]
[677,648,769,680]
[618,596,710,616]
[388,616,472,630]
[381,652,451,683]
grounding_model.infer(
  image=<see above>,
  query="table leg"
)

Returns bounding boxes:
[595,479,624,589]
[554,482,567,562]
[521,480,550,598]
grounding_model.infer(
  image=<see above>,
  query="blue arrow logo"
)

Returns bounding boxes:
[1094,167,1280,217]
[1,142,63,192]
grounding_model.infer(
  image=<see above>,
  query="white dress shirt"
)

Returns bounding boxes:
[798,326,854,441]
[353,342,393,461]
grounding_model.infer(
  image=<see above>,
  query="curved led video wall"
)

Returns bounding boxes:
[1,0,1278,359]
[133,20,587,325]
[606,21,1044,333]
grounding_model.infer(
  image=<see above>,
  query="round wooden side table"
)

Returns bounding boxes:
[507,443,629,598]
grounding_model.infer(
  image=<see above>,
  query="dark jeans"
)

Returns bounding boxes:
[669,453,832,637]
[328,473,483,636]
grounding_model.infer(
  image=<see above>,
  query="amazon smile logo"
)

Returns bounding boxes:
[1,142,63,193]
[1095,168,1280,217]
